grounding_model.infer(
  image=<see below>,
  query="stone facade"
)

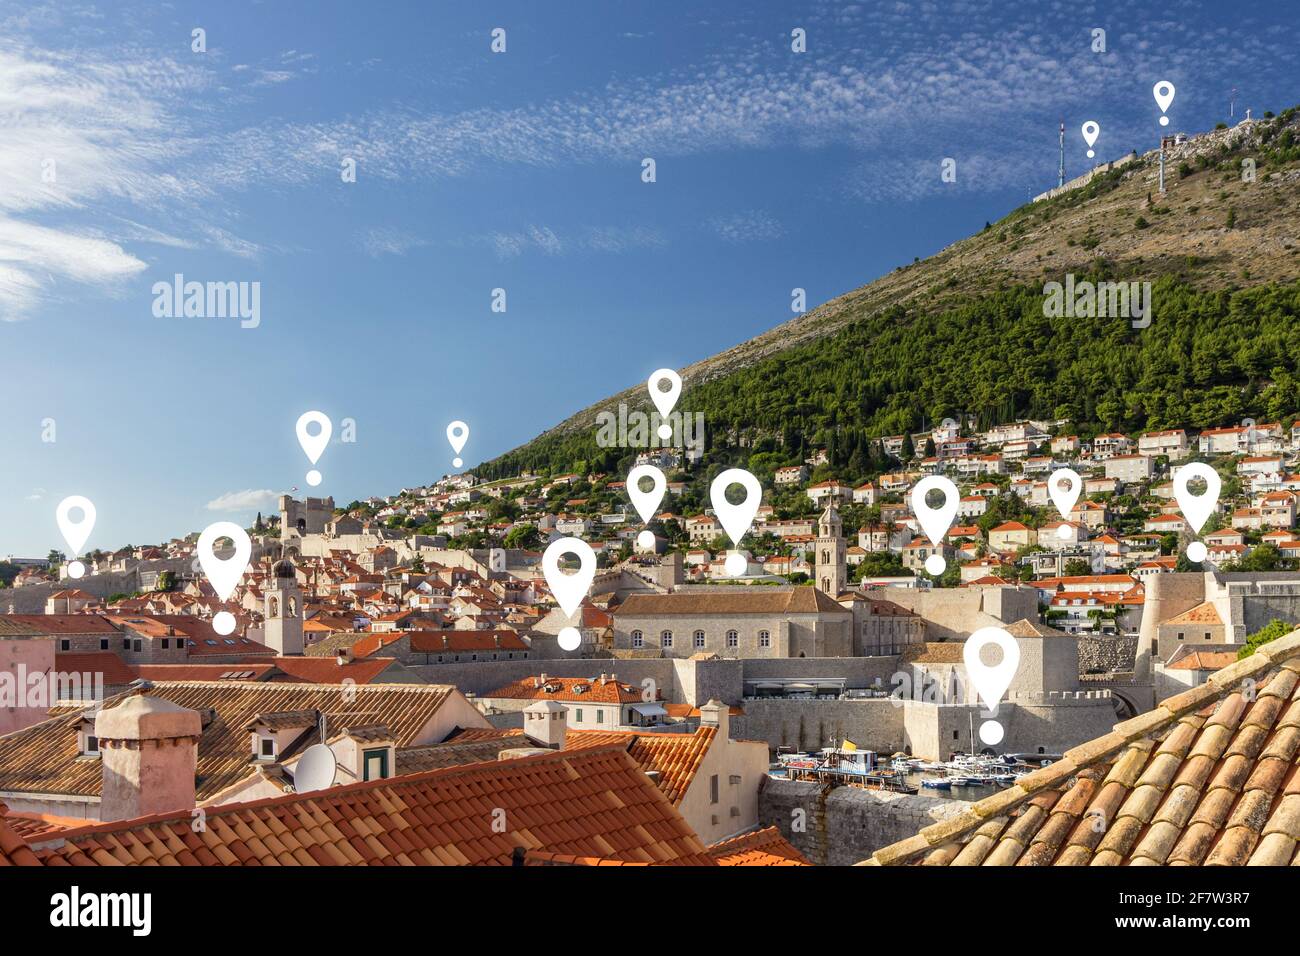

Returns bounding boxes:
[612,588,853,659]
[875,585,1041,641]
[1078,635,1138,674]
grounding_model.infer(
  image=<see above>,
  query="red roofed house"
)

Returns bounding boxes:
[988,521,1032,554]
[481,672,667,730]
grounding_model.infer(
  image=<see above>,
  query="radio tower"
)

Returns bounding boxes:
[1058,119,1066,187]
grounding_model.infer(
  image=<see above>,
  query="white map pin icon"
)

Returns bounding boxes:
[447,421,470,468]
[964,626,1020,744]
[197,522,252,601]
[710,469,761,544]
[627,465,667,523]
[910,476,958,573]
[198,522,251,637]
[56,496,96,578]
[296,411,332,487]
[648,368,681,440]
[1153,81,1175,125]
[1048,468,1083,537]
[963,627,1020,709]
[711,469,762,577]
[1081,120,1099,158]
[543,537,596,652]
[1174,462,1221,534]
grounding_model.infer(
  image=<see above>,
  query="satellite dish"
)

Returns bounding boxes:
[294,744,337,794]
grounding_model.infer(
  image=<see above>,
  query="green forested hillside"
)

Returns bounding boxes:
[480,275,1300,482]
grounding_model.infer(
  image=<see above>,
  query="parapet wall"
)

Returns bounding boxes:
[1033,152,1138,202]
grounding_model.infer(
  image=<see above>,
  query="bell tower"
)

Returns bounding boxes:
[264,558,303,656]
[815,504,846,596]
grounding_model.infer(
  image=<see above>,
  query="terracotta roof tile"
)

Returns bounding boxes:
[865,627,1300,867]
[707,826,809,866]
[6,746,712,867]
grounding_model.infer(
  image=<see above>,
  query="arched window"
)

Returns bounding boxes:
[693,630,705,649]
[726,630,738,648]
[268,596,279,617]
[759,630,771,648]
[631,630,643,648]
[661,630,673,648]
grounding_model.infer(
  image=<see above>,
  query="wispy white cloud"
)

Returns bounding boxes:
[360,227,428,258]
[457,223,666,259]
[0,36,243,314]
[0,216,145,317]
[205,488,277,512]
[188,4,1296,205]
[708,210,783,243]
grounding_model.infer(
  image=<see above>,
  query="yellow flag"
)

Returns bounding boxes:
[840,739,857,752]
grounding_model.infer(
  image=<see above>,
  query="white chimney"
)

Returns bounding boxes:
[699,699,729,738]
[95,695,202,823]
[522,699,567,749]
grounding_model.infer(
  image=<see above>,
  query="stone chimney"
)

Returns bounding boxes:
[95,695,202,823]
[522,699,567,749]
[699,699,729,738]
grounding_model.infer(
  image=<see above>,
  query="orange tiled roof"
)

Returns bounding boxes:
[2,614,118,634]
[569,727,717,805]
[1165,601,1224,626]
[133,663,278,682]
[0,681,461,802]
[708,826,810,866]
[485,675,653,705]
[395,738,537,774]
[54,652,138,686]
[617,586,847,616]
[263,656,399,684]
[864,627,1300,866]
[15,745,715,866]
[1166,650,1241,672]
[408,630,528,654]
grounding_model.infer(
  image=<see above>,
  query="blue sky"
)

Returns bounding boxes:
[2,0,1298,557]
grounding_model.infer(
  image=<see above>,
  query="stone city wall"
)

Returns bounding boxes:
[759,776,969,866]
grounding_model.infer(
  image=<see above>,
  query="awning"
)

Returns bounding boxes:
[630,703,668,717]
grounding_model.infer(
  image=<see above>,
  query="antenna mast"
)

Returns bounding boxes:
[1058,119,1065,187]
